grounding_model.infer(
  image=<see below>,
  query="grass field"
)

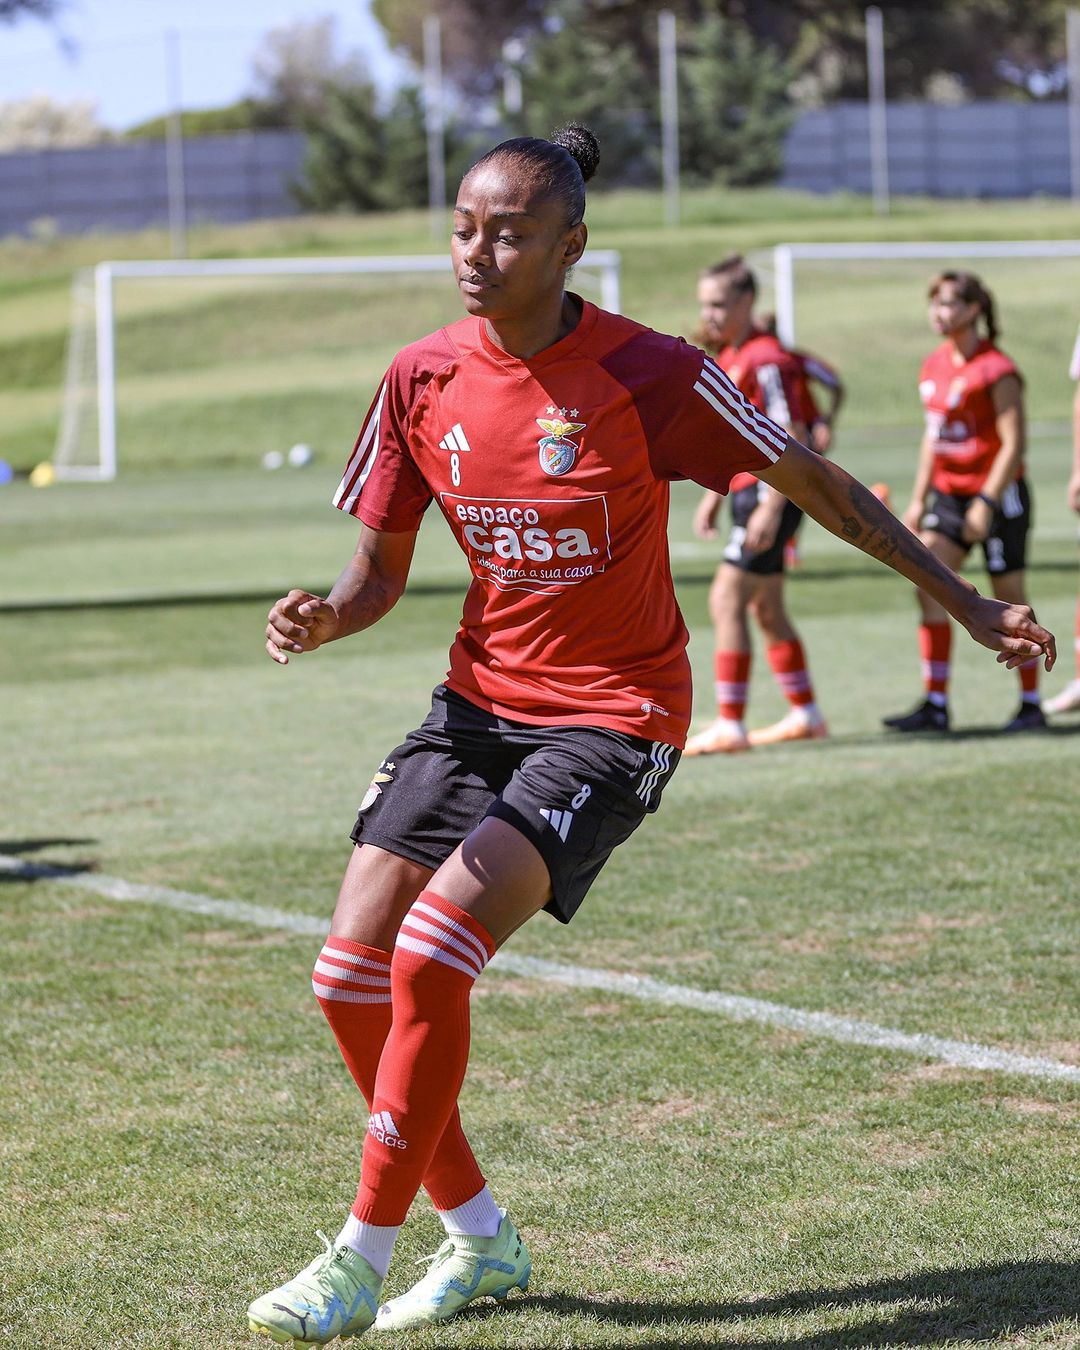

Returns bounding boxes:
[2,188,1079,1349]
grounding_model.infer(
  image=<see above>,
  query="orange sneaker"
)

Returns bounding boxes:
[684,719,751,756]
[748,710,828,746]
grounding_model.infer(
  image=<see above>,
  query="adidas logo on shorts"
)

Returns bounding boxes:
[539,806,574,842]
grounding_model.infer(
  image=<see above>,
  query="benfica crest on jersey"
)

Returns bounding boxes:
[536,408,587,476]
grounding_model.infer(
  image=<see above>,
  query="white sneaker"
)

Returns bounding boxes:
[683,718,750,756]
[1044,679,1080,715]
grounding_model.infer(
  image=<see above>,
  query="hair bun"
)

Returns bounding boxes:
[551,123,600,183]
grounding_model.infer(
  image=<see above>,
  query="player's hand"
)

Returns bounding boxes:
[265,589,340,665]
[744,502,783,554]
[810,420,833,455]
[957,594,1056,671]
[693,491,722,540]
[1068,471,1080,515]
[902,500,925,534]
[961,497,994,544]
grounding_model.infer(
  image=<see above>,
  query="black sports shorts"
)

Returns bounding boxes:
[723,482,803,576]
[921,479,1031,575]
[350,685,681,923]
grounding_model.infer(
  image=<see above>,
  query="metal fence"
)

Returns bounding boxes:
[780,99,1074,198]
[0,130,306,236]
[0,102,1075,237]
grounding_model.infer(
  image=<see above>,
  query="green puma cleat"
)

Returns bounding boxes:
[248,1233,382,1345]
[374,1210,530,1331]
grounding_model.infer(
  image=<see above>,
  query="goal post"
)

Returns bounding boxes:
[772,238,1080,348]
[54,250,623,482]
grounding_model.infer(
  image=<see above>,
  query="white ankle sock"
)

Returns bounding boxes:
[335,1213,399,1279]
[437,1185,502,1238]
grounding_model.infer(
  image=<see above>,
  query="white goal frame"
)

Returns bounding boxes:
[772,238,1080,348]
[57,251,623,481]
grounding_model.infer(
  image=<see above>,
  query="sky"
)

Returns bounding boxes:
[0,0,406,130]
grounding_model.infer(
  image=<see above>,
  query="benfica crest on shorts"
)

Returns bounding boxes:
[536,408,586,476]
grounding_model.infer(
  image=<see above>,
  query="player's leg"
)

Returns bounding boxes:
[374,725,678,1330]
[686,486,759,756]
[989,569,1046,731]
[249,693,511,1344]
[883,514,967,732]
[984,484,1046,732]
[685,561,753,755]
[1045,593,1080,714]
[744,502,826,746]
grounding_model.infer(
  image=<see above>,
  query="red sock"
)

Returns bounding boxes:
[1018,657,1040,700]
[765,638,815,708]
[313,935,486,1213]
[715,650,750,720]
[919,622,952,699]
[352,893,495,1226]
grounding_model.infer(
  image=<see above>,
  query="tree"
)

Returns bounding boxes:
[0,0,64,21]
[250,13,369,125]
[0,94,111,150]
[292,80,386,212]
[678,4,793,186]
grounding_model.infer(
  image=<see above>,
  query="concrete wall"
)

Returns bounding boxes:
[0,130,306,237]
[780,100,1073,198]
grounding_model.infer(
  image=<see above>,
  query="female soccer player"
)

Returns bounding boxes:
[684,257,834,754]
[250,129,1054,1345]
[1044,323,1080,715]
[884,271,1045,733]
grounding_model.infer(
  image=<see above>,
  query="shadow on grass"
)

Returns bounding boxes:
[824,721,1080,750]
[0,839,98,883]
[480,1257,1079,1347]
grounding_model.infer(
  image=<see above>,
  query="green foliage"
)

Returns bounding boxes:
[678,4,794,187]
[293,81,387,212]
[124,99,286,140]
[513,18,657,185]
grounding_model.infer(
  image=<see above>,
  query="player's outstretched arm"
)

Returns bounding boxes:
[265,524,418,665]
[760,439,1056,671]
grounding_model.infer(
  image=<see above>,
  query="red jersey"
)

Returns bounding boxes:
[919,339,1023,496]
[792,348,842,426]
[334,300,787,748]
[714,330,807,492]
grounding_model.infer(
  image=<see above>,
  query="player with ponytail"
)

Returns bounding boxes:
[885,271,1045,733]
[248,137,1054,1344]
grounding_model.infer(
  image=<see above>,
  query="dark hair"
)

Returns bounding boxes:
[701,254,757,299]
[928,270,999,342]
[468,124,600,228]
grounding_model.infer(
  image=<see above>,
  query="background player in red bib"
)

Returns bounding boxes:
[685,256,832,755]
[1044,322,1080,715]
[885,271,1045,733]
[249,131,1054,1345]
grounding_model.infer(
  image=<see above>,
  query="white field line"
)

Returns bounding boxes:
[4,852,1078,1085]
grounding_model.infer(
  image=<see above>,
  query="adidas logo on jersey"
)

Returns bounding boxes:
[368,1109,408,1149]
[438,423,472,454]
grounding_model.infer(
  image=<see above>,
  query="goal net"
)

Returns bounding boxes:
[54,252,622,481]
[755,239,1080,491]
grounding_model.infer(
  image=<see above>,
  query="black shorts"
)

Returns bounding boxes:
[723,483,803,576]
[350,685,680,924]
[921,479,1031,575]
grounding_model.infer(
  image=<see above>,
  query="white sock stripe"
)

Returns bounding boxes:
[312,978,392,1004]
[398,913,485,973]
[700,359,787,454]
[410,899,490,966]
[313,957,391,988]
[394,933,484,980]
[318,945,391,974]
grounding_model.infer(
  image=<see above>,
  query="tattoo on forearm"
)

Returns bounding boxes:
[842,481,940,575]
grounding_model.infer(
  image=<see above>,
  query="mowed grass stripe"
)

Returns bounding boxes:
[5,852,1077,1086]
